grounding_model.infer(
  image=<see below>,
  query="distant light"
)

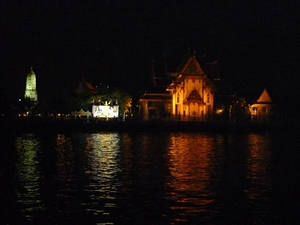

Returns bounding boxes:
[18,99,21,101]
[216,109,223,114]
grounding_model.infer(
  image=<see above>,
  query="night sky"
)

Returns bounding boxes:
[1,1,299,101]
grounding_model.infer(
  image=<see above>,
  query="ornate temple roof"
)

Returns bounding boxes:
[179,56,206,77]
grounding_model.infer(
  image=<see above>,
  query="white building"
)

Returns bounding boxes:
[24,67,38,102]
[249,88,274,122]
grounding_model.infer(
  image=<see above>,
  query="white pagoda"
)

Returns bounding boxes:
[24,67,38,102]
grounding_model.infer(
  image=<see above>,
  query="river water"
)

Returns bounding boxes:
[1,130,300,224]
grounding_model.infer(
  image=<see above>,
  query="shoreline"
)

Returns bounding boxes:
[2,117,299,133]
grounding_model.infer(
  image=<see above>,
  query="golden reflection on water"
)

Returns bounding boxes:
[119,133,133,174]
[245,133,272,202]
[167,133,215,221]
[14,134,44,219]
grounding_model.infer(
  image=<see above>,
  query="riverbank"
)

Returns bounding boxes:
[1,117,299,133]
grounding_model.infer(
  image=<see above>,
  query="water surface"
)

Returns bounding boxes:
[1,131,300,224]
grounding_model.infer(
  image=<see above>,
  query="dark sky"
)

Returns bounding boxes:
[1,0,299,101]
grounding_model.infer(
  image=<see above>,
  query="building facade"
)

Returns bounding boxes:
[24,67,38,102]
[139,92,172,121]
[167,56,215,121]
[249,88,274,122]
[139,54,217,121]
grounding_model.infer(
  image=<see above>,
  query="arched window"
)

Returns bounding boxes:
[177,94,180,103]
[207,93,210,103]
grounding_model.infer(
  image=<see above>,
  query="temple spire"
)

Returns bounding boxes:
[24,66,38,102]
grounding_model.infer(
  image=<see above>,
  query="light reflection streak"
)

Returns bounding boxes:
[245,133,272,205]
[119,133,133,174]
[83,133,121,216]
[167,133,215,222]
[14,134,44,220]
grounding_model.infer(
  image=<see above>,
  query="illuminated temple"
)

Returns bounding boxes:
[24,67,38,102]
[139,53,219,121]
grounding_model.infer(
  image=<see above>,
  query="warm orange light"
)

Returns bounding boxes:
[216,108,223,114]
[166,133,215,216]
[245,134,271,202]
